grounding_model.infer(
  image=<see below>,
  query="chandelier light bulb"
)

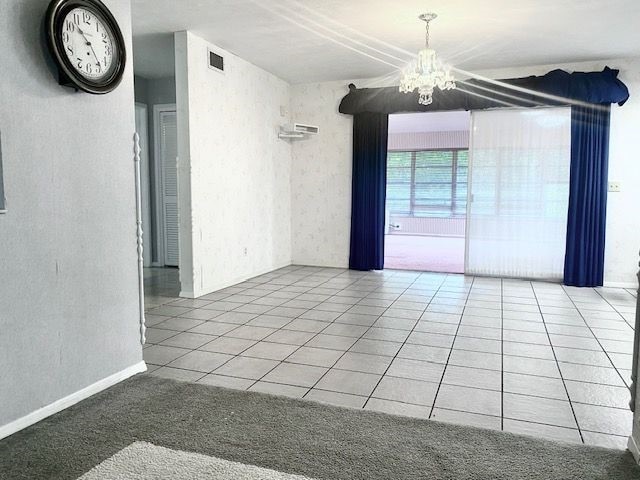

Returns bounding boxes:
[399,13,456,105]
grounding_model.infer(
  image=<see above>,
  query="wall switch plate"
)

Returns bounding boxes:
[608,181,621,192]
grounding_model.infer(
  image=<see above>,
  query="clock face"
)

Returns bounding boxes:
[60,7,116,81]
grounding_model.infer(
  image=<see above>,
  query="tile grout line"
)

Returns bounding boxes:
[157,284,633,339]
[149,277,630,391]
[148,337,633,390]
[586,287,635,331]
[427,275,477,419]
[151,266,345,381]
[360,273,450,409]
[149,270,632,385]
[301,270,431,402]
[206,267,369,389]
[560,284,631,388]
[236,268,393,393]
[590,286,635,354]
[147,324,631,388]
[151,357,633,413]
[530,282,584,443]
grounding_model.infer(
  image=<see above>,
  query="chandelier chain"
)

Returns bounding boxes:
[425,19,430,49]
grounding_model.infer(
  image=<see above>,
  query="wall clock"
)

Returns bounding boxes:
[45,0,126,94]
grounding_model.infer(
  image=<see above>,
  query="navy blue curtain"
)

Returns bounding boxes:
[564,104,611,287]
[349,113,389,271]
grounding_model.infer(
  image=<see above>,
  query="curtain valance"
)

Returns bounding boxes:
[339,67,629,115]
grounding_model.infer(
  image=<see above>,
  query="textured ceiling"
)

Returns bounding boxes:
[131,0,640,83]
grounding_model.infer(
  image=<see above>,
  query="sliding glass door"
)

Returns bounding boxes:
[466,108,571,280]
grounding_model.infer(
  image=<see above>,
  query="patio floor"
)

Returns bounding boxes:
[385,235,465,273]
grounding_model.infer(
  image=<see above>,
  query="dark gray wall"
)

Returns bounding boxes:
[0,0,142,429]
[134,75,150,104]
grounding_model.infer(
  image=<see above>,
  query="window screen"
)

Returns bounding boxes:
[386,149,468,217]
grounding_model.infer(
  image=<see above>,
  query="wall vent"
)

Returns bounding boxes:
[208,48,224,73]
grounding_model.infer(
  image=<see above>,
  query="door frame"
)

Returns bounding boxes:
[153,103,177,267]
[383,113,472,274]
[463,112,476,274]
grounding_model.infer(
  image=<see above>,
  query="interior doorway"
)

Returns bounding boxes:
[384,111,471,273]
[133,43,181,304]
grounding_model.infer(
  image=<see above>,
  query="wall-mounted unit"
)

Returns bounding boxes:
[278,123,319,140]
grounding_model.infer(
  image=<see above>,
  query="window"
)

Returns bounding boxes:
[386,149,468,217]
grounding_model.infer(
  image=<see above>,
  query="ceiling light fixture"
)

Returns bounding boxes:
[399,13,455,105]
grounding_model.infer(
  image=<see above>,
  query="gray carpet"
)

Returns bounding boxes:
[80,442,316,479]
[0,374,639,480]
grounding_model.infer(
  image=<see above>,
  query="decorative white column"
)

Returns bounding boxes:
[134,132,146,345]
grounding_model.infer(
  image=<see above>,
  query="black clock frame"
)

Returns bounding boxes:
[45,0,126,94]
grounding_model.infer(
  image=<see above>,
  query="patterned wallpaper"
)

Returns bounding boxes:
[182,32,293,296]
[290,81,354,268]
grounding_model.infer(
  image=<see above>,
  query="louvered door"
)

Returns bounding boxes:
[158,110,179,267]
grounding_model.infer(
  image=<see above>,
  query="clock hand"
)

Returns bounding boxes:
[78,27,101,68]
[77,27,93,37]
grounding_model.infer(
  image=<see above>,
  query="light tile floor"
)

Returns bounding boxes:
[144,267,180,309]
[143,265,637,450]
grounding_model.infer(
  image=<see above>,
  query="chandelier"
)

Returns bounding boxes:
[399,13,456,105]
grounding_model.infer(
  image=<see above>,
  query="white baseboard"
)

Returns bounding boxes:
[604,281,637,289]
[191,262,293,298]
[628,435,640,463]
[0,361,147,441]
[291,260,349,269]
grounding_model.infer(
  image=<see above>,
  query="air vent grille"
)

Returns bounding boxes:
[208,49,224,72]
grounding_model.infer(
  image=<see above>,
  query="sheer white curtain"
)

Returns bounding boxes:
[466,107,571,280]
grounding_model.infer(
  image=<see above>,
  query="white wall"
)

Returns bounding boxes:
[175,31,292,297]
[604,59,640,287]
[290,59,640,286]
[290,81,354,267]
[0,0,143,433]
